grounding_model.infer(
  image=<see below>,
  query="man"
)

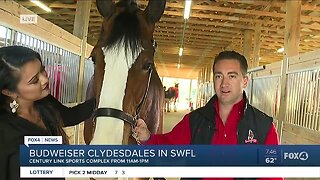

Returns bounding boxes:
[173,83,179,112]
[135,51,280,179]
[163,86,170,112]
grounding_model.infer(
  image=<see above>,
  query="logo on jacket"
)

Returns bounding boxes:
[244,129,257,144]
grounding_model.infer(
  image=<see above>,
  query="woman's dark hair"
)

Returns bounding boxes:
[0,46,68,144]
[0,46,42,93]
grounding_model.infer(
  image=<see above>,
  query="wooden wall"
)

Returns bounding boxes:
[282,122,320,144]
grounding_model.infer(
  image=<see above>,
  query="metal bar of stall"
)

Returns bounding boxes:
[65,51,69,103]
[310,70,318,130]
[8,29,12,46]
[59,50,63,103]
[4,27,8,47]
[301,72,308,128]
[74,54,79,102]
[286,74,293,123]
[18,32,21,45]
[61,50,67,103]
[305,72,309,128]
[301,72,307,128]
[10,29,15,46]
[306,71,313,129]
[298,72,304,127]
[49,44,55,98]
[75,55,80,102]
[291,74,298,125]
[311,70,318,130]
[311,71,317,130]
[13,31,18,45]
[65,52,70,103]
[316,70,320,131]
[75,56,79,102]
[286,75,292,122]
[53,46,58,99]
[64,51,70,104]
[68,52,72,103]
[293,72,301,125]
[25,35,29,47]
[313,71,320,130]
[30,36,33,47]
[71,55,75,102]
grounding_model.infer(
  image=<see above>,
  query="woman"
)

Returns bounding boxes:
[0,46,96,180]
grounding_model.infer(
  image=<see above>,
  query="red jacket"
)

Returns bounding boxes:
[144,98,282,180]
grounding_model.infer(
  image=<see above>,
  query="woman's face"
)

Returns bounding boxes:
[16,59,49,101]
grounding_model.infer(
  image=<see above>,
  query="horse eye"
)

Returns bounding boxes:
[143,62,153,70]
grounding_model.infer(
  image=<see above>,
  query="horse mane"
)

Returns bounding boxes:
[103,2,142,64]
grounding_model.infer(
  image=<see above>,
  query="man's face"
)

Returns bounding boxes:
[213,59,248,106]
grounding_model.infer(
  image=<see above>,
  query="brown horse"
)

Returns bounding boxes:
[84,0,166,146]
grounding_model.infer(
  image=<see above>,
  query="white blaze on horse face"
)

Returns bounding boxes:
[90,41,142,145]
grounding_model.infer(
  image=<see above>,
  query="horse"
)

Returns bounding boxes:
[164,85,179,112]
[84,0,166,148]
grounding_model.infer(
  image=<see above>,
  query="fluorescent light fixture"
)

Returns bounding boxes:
[277,47,284,53]
[30,0,52,12]
[179,47,183,56]
[184,0,192,19]
[177,63,181,69]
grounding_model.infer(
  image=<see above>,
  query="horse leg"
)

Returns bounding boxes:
[173,98,177,112]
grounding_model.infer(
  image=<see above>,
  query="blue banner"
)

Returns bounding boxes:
[20,145,320,167]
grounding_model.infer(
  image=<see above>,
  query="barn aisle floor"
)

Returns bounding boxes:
[163,110,190,133]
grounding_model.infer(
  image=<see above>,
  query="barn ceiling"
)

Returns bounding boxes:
[15,0,320,79]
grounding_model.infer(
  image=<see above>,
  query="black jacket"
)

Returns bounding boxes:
[182,93,273,180]
[0,95,95,180]
[189,92,273,145]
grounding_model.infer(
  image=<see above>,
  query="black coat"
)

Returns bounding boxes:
[0,95,96,180]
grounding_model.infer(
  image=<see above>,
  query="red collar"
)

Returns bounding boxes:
[214,98,245,123]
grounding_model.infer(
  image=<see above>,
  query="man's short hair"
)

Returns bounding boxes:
[213,51,248,75]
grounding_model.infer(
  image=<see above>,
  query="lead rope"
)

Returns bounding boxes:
[131,117,141,145]
[131,67,153,145]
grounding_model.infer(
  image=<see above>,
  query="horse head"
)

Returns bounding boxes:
[87,0,166,145]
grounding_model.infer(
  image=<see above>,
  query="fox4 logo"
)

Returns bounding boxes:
[283,151,309,161]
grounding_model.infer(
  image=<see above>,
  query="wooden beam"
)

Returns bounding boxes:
[278,0,302,142]
[72,0,91,134]
[284,1,301,57]
[159,17,280,33]
[243,30,254,67]
[220,0,320,12]
[86,9,320,31]
[253,23,262,67]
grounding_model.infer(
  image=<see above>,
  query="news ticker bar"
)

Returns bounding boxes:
[20,167,320,178]
[20,145,320,166]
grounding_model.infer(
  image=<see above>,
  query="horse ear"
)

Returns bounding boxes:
[96,0,116,18]
[144,0,166,23]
